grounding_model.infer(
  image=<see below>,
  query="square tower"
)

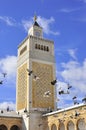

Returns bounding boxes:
[16,16,57,130]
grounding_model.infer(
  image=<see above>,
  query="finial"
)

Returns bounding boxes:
[33,13,40,27]
[34,13,37,22]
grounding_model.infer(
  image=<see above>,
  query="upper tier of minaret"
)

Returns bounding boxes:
[28,15,43,38]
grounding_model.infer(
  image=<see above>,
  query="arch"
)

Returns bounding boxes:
[67,121,74,130]
[59,123,65,130]
[38,44,40,49]
[51,124,57,130]
[41,45,44,50]
[0,124,8,130]
[10,125,20,130]
[46,46,49,51]
[35,44,38,49]
[77,118,86,130]
[44,46,47,51]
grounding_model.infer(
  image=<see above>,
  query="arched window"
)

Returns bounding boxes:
[44,46,49,51]
[67,121,74,130]
[35,44,49,52]
[77,119,86,130]
[44,46,47,51]
[51,124,57,130]
[35,44,38,49]
[47,46,49,51]
[10,125,20,130]
[59,123,65,130]
[0,124,7,130]
[41,45,43,50]
[38,44,40,49]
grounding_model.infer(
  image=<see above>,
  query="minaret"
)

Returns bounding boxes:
[16,15,56,130]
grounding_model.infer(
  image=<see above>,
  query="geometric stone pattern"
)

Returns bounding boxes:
[32,61,54,109]
[17,63,27,110]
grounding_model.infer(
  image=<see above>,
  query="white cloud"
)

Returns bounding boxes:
[37,16,60,35]
[55,58,86,108]
[56,81,68,91]
[22,16,60,35]
[83,0,86,2]
[22,19,32,32]
[0,15,60,35]
[60,59,86,94]
[68,48,77,60]
[0,102,15,110]
[0,55,17,85]
[59,8,80,13]
[0,16,16,26]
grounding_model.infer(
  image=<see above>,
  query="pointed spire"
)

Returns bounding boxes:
[33,14,40,27]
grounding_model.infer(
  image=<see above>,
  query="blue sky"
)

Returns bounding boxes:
[0,0,86,110]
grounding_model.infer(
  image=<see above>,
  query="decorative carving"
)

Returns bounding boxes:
[32,61,54,109]
[17,63,27,110]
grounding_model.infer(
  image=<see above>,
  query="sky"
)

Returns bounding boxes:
[0,0,86,110]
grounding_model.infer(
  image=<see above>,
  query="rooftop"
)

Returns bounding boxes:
[43,103,86,117]
[0,109,21,118]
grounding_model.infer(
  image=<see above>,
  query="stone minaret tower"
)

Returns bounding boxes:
[16,16,56,130]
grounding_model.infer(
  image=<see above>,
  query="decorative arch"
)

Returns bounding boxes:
[59,122,65,130]
[77,118,86,130]
[41,45,43,50]
[35,44,38,49]
[0,124,8,130]
[67,121,74,130]
[44,46,46,51]
[38,44,40,49]
[10,125,20,130]
[51,124,57,130]
[46,46,49,51]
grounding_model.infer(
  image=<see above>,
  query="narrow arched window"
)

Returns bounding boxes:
[10,125,20,130]
[41,45,43,50]
[51,124,57,130]
[44,46,46,51]
[77,119,86,130]
[47,46,49,51]
[0,125,7,130]
[67,121,74,130]
[38,44,40,49]
[59,123,65,130]
[35,44,37,49]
